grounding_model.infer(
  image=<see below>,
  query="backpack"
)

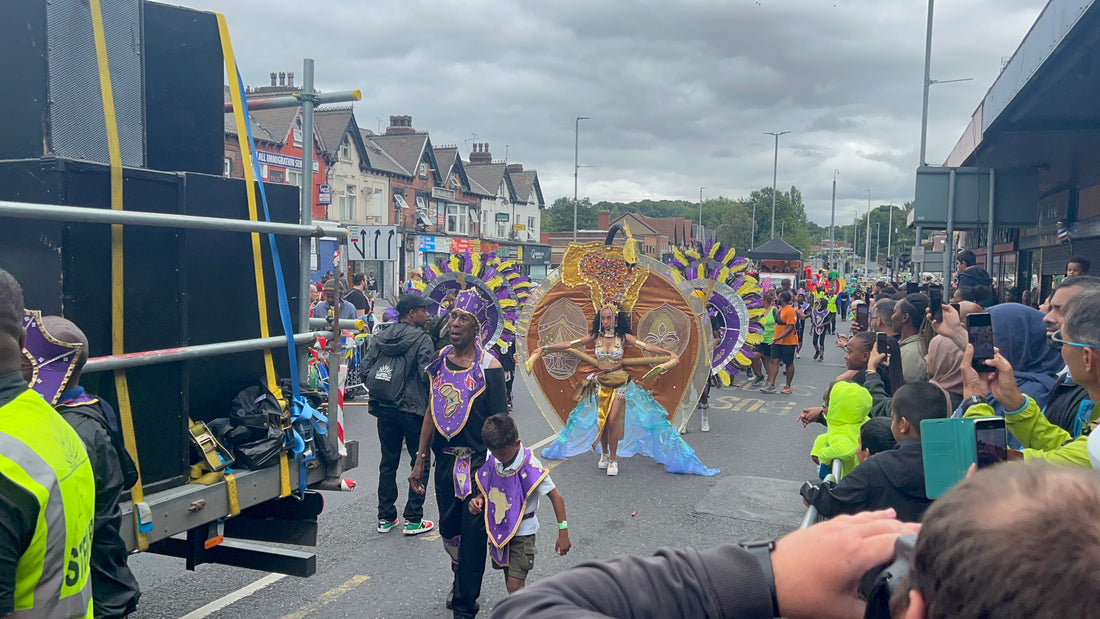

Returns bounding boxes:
[69,399,140,490]
[365,343,415,407]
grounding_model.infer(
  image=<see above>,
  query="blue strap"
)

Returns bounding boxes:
[288,394,329,493]
[1072,400,1095,438]
[234,68,300,401]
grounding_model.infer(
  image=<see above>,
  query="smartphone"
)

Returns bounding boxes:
[906,282,919,295]
[876,332,888,353]
[921,418,977,499]
[855,305,870,332]
[967,312,995,373]
[950,302,961,315]
[929,285,943,320]
[974,417,1008,468]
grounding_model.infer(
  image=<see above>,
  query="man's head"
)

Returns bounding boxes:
[874,299,897,335]
[39,316,89,391]
[1058,289,1100,398]
[892,294,929,337]
[778,290,792,306]
[0,269,25,374]
[1043,275,1100,336]
[322,277,342,304]
[482,413,521,465]
[395,293,432,327]
[956,250,976,270]
[353,273,366,289]
[898,465,1100,619]
[1066,255,1090,277]
[890,381,948,441]
[781,279,791,290]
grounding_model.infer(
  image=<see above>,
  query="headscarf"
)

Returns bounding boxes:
[989,303,1063,407]
[926,335,964,397]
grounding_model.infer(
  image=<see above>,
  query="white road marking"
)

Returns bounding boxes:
[178,573,286,619]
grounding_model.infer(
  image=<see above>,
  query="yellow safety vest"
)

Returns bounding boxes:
[0,389,95,619]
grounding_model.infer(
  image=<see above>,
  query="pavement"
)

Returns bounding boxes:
[128,321,853,618]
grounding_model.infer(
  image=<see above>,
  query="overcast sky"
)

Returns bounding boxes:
[188,0,1044,226]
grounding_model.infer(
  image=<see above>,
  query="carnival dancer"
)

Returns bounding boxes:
[469,413,570,594]
[811,296,829,361]
[409,288,509,618]
[795,291,809,359]
[528,304,680,476]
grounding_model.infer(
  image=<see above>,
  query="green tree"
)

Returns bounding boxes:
[542,197,597,233]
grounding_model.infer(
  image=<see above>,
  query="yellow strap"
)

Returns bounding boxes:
[278,451,291,498]
[216,14,282,404]
[89,0,149,552]
[223,472,241,517]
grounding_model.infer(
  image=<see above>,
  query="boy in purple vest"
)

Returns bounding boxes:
[470,414,571,593]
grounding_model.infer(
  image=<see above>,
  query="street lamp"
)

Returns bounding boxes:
[865,190,872,275]
[830,169,838,269]
[764,131,790,240]
[573,116,590,242]
[698,186,707,245]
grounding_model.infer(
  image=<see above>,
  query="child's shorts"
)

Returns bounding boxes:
[491,534,537,580]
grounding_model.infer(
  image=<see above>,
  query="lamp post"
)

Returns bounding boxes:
[830,169,838,270]
[865,191,873,275]
[751,199,757,250]
[573,116,590,241]
[764,131,790,240]
[698,186,706,245]
[887,204,894,277]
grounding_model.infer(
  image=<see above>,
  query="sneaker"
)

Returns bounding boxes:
[753,376,765,385]
[796,352,801,359]
[377,518,399,533]
[445,586,453,610]
[701,411,710,432]
[403,519,435,536]
[606,461,619,476]
[760,384,777,394]
[781,386,793,394]
[597,453,610,470]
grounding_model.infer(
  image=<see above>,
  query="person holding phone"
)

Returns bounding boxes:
[959,290,1100,466]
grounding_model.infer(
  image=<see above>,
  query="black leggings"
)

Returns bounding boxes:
[813,330,827,352]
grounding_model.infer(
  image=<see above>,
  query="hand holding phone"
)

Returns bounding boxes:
[974,418,1008,469]
[967,313,995,373]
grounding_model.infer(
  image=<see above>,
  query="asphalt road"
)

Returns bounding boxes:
[129,326,850,618]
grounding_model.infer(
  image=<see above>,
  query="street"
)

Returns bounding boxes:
[129,332,848,618]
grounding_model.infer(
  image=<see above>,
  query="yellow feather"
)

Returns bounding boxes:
[718,369,731,386]
[500,299,518,308]
[484,276,505,290]
[449,255,462,272]
[672,246,688,266]
[717,267,730,283]
[720,247,737,265]
[470,253,483,277]
[670,270,684,284]
[428,263,443,277]
[739,281,759,296]
[735,352,753,366]
[686,247,701,260]
[745,332,764,345]
[708,242,721,260]
[729,260,749,273]
[748,308,767,319]
[503,320,515,332]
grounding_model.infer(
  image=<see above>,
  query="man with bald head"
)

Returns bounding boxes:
[0,269,95,618]
[26,316,141,618]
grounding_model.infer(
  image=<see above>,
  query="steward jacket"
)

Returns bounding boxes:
[801,438,932,523]
[965,395,1097,467]
[361,321,435,416]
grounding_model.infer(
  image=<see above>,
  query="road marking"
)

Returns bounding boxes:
[280,575,371,619]
[178,573,286,619]
[529,433,557,451]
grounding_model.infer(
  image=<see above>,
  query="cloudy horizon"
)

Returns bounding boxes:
[188,0,1044,226]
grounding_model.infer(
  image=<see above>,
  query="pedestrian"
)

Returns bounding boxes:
[838,287,851,322]
[756,293,777,390]
[0,269,95,619]
[344,273,370,318]
[312,278,357,320]
[367,269,379,296]
[469,414,570,594]
[794,292,809,359]
[404,268,425,293]
[409,288,509,618]
[364,294,437,536]
[767,290,798,394]
[811,296,829,362]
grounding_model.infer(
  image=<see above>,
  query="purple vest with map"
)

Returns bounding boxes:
[475,447,548,565]
[428,345,487,440]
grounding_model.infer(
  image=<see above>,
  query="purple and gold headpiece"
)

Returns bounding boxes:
[22,310,83,405]
[451,287,501,346]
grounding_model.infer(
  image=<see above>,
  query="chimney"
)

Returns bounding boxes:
[287,71,295,87]
[270,72,277,87]
[506,163,523,173]
[469,142,492,165]
[598,210,611,231]
[279,72,286,86]
[386,115,415,135]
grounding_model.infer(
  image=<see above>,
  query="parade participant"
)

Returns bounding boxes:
[838,287,851,322]
[0,269,95,619]
[768,291,798,395]
[758,293,778,392]
[811,296,829,362]
[795,292,809,359]
[22,314,141,618]
[469,414,570,594]
[410,287,509,618]
[529,304,680,476]
[525,225,719,477]
[826,290,838,334]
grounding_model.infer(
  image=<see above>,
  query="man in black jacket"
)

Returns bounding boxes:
[1040,275,1100,435]
[800,381,947,522]
[364,293,437,535]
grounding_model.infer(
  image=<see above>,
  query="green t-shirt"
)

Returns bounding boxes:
[762,307,776,344]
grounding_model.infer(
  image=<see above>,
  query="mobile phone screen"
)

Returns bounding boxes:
[855,306,869,331]
[929,286,942,318]
[876,332,888,352]
[975,418,1007,468]
[967,313,995,372]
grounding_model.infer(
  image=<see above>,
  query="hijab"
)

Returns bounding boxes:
[989,303,1063,407]
[926,335,964,396]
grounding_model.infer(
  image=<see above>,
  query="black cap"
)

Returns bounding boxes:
[396,293,432,318]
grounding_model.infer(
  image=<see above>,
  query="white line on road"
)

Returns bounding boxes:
[178,573,286,619]
[529,433,557,451]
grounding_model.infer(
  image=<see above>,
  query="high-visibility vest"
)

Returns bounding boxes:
[0,389,95,619]
[827,295,838,312]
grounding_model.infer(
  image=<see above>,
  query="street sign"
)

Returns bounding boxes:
[512,224,526,231]
[318,184,331,205]
[347,225,399,261]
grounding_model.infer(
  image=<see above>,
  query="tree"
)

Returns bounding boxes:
[542,197,597,233]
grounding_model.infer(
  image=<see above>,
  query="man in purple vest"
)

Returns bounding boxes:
[470,413,570,593]
[409,288,508,618]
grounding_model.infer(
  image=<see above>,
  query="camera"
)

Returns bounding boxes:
[861,534,917,619]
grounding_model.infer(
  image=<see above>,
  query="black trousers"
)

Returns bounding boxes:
[434,448,489,618]
[376,409,430,522]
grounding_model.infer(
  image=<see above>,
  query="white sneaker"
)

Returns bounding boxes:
[701,411,710,432]
[606,461,619,476]
[597,453,610,470]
